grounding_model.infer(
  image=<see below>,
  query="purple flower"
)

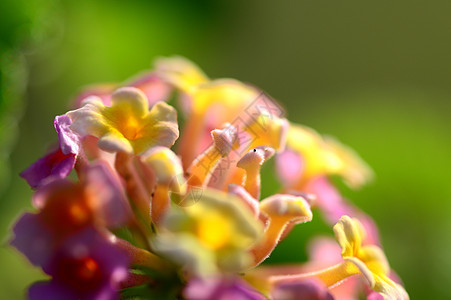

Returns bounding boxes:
[28,227,129,300]
[10,212,54,267]
[12,164,131,269]
[272,279,334,300]
[21,115,80,189]
[184,277,265,300]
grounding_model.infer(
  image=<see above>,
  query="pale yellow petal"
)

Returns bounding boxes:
[192,79,258,114]
[323,136,374,188]
[333,215,365,257]
[67,96,108,137]
[152,232,217,275]
[155,56,209,92]
[98,132,133,154]
[245,114,289,152]
[143,146,186,194]
[373,274,409,300]
[358,245,390,275]
[109,87,149,117]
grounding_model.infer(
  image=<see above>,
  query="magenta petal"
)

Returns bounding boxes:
[184,277,265,300]
[30,281,118,300]
[29,281,78,300]
[39,228,128,299]
[20,149,76,189]
[84,162,132,228]
[21,115,79,189]
[10,213,53,268]
[54,115,79,156]
[55,227,129,280]
[272,279,334,300]
[276,148,305,185]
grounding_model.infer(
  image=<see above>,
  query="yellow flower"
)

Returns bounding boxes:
[67,87,179,154]
[153,188,263,275]
[143,146,186,195]
[322,136,373,188]
[142,146,186,226]
[332,216,408,299]
[155,56,258,116]
[155,57,261,167]
[243,111,289,153]
[270,216,408,300]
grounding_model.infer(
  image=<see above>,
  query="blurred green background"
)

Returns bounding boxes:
[1,0,450,299]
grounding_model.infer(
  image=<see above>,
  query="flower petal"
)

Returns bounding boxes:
[236,146,275,199]
[372,274,409,300]
[29,281,77,300]
[127,72,173,106]
[188,124,239,187]
[143,146,186,194]
[227,184,260,218]
[272,278,334,300]
[184,276,266,300]
[333,215,365,257]
[98,132,133,153]
[108,87,149,119]
[155,56,209,94]
[244,113,289,152]
[54,115,79,156]
[323,136,374,188]
[249,194,313,267]
[68,88,179,154]
[20,149,76,189]
[156,188,263,274]
[153,232,217,275]
[72,84,114,107]
[84,162,132,228]
[67,96,108,137]
[275,148,305,185]
[132,101,179,153]
[10,213,53,268]
[41,227,129,298]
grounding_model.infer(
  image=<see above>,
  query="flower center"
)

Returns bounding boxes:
[120,117,142,140]
[197,213,233,250]
[58,257,103,291]
[42,188,93,233]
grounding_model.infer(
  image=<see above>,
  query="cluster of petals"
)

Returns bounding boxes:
[11,57,408,300]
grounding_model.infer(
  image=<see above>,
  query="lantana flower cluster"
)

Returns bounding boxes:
[11,57,408,300]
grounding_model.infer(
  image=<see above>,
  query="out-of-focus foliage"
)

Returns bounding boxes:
[1,0,450,299]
